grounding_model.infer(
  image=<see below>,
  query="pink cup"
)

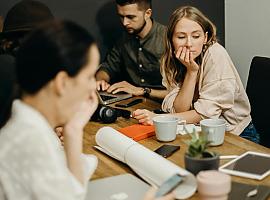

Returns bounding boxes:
[196,170,231,200]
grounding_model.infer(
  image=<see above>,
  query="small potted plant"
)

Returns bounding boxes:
[184,129,220,175]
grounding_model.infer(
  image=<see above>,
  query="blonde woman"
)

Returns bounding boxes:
[133,6,259,143]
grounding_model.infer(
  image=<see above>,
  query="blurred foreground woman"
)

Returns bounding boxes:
[0,20,99,199]
[0,20,174,200]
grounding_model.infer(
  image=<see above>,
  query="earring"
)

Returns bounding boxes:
[202,43,208,53]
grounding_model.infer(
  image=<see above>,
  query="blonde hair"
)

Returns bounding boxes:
[161,6,217,87]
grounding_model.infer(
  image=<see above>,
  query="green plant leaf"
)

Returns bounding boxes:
[185,127,214,158]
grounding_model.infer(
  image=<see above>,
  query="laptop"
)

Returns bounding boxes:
[86,174,150,200]
[97,91,132,105]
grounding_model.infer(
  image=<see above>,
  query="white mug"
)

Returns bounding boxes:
[200,119,226,146]
[153,115,184,142]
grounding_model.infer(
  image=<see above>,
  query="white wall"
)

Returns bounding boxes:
[225,0,270,87]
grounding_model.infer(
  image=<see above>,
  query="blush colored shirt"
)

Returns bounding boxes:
[162,43,251,135]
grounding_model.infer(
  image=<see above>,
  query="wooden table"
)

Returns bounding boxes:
[83,97,270,199]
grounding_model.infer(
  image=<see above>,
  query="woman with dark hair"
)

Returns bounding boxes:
[133,6,258,143]
[0,20,99,199]
[0,20,174,200]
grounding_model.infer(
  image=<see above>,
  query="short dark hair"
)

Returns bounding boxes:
[115,0,152,10]
[16,20,95,94]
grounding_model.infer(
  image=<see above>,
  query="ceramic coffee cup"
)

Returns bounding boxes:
[200,119,226,146]
[152,115,181,142]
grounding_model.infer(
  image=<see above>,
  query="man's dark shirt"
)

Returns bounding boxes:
[99,20,166,89]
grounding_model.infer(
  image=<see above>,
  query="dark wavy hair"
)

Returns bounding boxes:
[16,20,95,94]
[115,0,151,10]
[161,6,217,88]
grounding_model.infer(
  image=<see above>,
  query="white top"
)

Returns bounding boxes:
[0,100,97,200]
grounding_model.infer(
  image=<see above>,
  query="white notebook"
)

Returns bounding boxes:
[86,174,150,200]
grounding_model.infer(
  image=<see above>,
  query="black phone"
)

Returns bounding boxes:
[153,108,168,114]
[155,174,184,198]
[115,98,143,108]
[154,145,180,158]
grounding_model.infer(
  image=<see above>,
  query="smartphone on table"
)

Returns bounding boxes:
[154,144,180,158]
[115,98,143,108]
[155,174,184,197]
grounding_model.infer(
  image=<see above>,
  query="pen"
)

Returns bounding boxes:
[220,155,238,160]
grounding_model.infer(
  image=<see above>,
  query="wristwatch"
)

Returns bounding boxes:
[143,87,151,97]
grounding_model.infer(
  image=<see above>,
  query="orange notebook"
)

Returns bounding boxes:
[118,124,155,141]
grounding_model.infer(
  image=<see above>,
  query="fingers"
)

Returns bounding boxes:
[107,82,123,94]
[143,187,175,200]
[132,109,154,125]
[110,87,127,94]
[107,81,135,95]
[102,81,110,91]
[189,49,194,61]
[157,192,175,200]
[189,52,196,66]
[54,126,64,146]
[175,46,199,73]
[140,119,154,126]
[59,136,64,146]
[184,48,190,63]
[96,81,101,91]
[96,80,110,91]
[179,47,186,62]
[55,126,63,137]
[176,46,189,64]
[143,187,157,200]
[132,109,146,118]
[175,46,183,60]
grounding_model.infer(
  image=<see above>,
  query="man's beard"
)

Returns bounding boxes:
[125,19,147,35]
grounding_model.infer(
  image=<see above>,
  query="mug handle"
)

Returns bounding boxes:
[208,128,214,143]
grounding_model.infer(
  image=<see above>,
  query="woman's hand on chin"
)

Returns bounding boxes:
[65,93,98,137]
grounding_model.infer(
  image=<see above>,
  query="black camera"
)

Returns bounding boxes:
[91,104,131,123]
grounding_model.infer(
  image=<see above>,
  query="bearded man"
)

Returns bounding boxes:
[96,0,167,99]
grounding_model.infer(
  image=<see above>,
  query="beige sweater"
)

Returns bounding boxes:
[162,43,251,135]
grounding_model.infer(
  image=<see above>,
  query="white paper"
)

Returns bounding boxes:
[177,124,201,135]
[95,127,197,199]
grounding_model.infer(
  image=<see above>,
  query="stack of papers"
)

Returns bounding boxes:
[95,127,197,199]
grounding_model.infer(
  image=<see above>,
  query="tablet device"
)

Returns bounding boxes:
[219,151,270,180]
